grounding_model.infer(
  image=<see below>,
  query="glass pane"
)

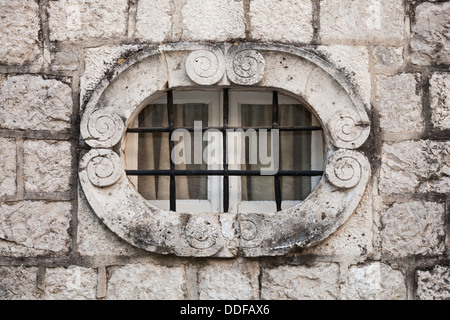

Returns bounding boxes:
[241,176,275,201]
[281,176,311,201]
[241,104,272,127]
[176,176,207,200]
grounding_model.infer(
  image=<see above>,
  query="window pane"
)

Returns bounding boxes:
[241,176,275,201]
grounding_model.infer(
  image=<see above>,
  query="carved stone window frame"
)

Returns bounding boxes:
[79,43,371,258]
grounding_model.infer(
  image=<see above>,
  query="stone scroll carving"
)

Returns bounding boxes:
[226,49,266,85]
[185,49,226,85]
[186,47,266,86]
[239,213,265,248]
[81,149,123,187]
[83,110,125,148]
[325,149,368,189]
[328,110,370,149]
[184,217,220,250]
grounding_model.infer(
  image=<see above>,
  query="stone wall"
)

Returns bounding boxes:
[0,0,449,300]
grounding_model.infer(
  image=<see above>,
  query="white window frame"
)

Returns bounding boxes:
[125,89,324,214]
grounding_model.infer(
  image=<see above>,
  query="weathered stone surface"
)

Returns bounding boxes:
[0,201,72,256]
[316,45,371,107]
[341,262,406,300]
[48,0,129,41]
[135,0,173,42]
[417,265,450,300]
[320,0,404,44]
[0,0,42,66]
[380,201,445,257]
[261,263,340,300]
[44,266,97,300]
[23,140,72,193]
[0,266,40,300]
[77,187,142,256]
[373,46,404,69]
[249,0,313,43]
[375,73,424,135]
[304,189,373,256]
[181,0,245,41]
[81,45,141,104]
[430,72,450,130]
[107,263,187,299]
[379,140,450,194]
[411,2,450,66]
[198,259,259,300]
[0,138,16,197]
[0,75,72,132]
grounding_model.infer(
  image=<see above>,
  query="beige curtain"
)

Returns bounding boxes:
[137,103,208,201]
[241,103,312,201]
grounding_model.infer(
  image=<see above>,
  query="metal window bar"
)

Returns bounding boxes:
[272,91,282,212]
[127,89,325,213]
[167,90,176,211]
[223,89,229,213]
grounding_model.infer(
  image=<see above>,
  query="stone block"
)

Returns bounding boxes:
[107,263,187,299]
[0,75,73,132]
[23,140,72,193]
[320,0,404,44]
[198,259,259,300]
[411,2,450,66]
[261,263,339,300]
[181,0,245,41]
[380,201,445,257]
[0,0,42,65]
[44,266,97,300]
[417,265,450,300]
[341,262,406,300]
[373,46,404,69]
[379,140,450,194]
[429,72,450,130]
[0,201,72,256]
[134,0,173,42]
[0,138,16,197]
[0,266,40,300]
[375,73,424,135]
[249,0,313,43]
[48,0,129,41]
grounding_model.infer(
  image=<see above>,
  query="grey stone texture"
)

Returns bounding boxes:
[249,0,313,43]
[0,266,40,300]
[375,73,424,136]
[429,72,450,130]
[320,0,405,44]
[0,0,42,66]
[198,259,260,300]
[48,0,129,41]
[261,263,340,300]
[0,201,72,257]
[107,263,188,300]
[411,2,450,66]
[181,0,246,41]
[0,138,16,197]
[341,262,406,300]
[44,266,97,300]
[23,140,72,193]
[380,201,446,257]
[417,266,450,300]
[0,75,73,132]
[379,140,450,195]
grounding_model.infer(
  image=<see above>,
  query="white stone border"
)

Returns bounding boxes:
[79,42,371,257]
